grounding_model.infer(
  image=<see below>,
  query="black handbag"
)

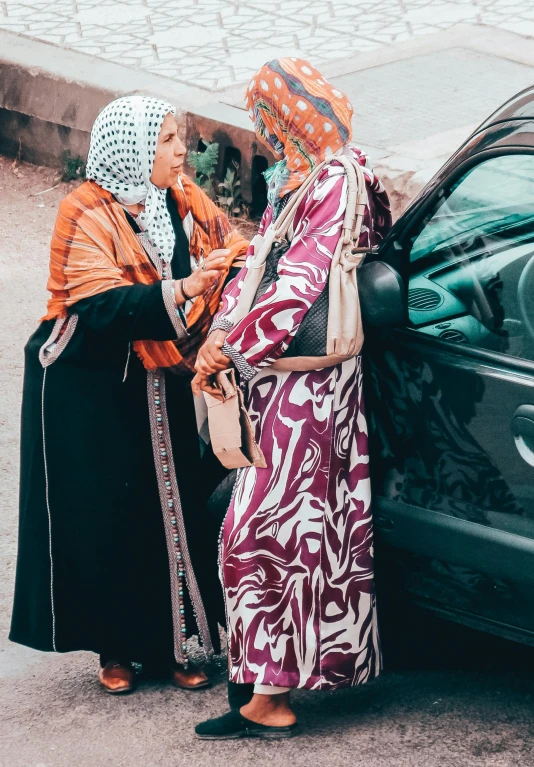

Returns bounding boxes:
[250,240,329,358]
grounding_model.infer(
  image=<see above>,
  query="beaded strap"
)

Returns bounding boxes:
[161,281,188,340]
[147,371,214,663]
[210,317,234,334]
[221,341,257,383]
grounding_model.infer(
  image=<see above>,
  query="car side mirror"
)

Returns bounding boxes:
[358,259,406,327]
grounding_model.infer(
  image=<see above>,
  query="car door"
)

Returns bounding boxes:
[366,149,534,644]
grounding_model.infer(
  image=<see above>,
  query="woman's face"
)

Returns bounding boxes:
[256,131,283,160]
[151,112,186,189]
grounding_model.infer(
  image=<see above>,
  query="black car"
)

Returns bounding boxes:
[363,85,534,650]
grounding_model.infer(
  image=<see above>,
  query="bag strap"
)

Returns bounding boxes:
[273,159,329,240]
[336,152,368,251]
[231,150,369,324]
[276,151,368,255]
[215,368,237,399]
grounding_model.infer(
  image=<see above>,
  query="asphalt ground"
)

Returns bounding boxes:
[1,157,533,767]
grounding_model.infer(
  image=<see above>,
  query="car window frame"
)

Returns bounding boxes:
[378,144,534,376]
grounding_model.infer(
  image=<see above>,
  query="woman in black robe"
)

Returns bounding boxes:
[10,96,247,694]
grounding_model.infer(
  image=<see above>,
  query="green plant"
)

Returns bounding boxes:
[218,160,243,217]
[187,141,219,197]
[61,151,86,182]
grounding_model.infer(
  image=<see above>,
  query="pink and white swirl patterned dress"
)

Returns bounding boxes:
[214,147,391,691]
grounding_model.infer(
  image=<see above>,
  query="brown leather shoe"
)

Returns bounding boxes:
[172,665,210,690]
[98,661,136,695]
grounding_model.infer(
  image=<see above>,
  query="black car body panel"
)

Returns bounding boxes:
[367,86,534,647]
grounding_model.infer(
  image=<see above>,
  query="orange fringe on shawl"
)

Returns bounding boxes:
[44,177,248,373]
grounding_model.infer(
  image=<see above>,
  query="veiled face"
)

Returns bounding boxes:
[151,113,186,189]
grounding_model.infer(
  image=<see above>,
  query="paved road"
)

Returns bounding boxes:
[1,156,534,767]
[1,0,533,92]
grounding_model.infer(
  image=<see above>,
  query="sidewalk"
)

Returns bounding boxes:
[1,4,534,215]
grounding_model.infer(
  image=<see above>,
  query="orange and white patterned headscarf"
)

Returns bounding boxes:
[245,58,354,214]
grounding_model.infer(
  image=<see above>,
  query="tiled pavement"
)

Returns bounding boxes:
[1,0,534,92]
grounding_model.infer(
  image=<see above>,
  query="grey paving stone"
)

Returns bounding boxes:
[332,47,534,149]
[1,0,533,92]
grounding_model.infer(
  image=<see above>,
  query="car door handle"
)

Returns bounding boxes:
[511,405,534,466]
[374,513,394,530]
[512,405,534,437]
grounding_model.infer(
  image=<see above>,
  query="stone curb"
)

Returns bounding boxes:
[0,29,275,208]
[0,29,210,167]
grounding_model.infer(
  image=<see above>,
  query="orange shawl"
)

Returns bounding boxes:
[44,177,248,372]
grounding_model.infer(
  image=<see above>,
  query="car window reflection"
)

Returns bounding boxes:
[406,154,534,359]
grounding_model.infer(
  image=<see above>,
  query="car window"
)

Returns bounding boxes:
[406,153,534,359]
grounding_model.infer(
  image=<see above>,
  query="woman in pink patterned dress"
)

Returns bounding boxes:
[193,58,392,739]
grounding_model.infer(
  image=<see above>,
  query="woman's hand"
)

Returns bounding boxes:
[176,249,230,303]
[195,329,231,376]
[191,372,225,401]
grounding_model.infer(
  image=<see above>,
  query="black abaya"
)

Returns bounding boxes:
[10,194,225,663]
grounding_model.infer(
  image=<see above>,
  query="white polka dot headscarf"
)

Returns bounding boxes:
[86,95,177,263]
[245,58,353,214]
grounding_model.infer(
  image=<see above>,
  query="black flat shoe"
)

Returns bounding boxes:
[195,709,298,740]
[227,680,254,710]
